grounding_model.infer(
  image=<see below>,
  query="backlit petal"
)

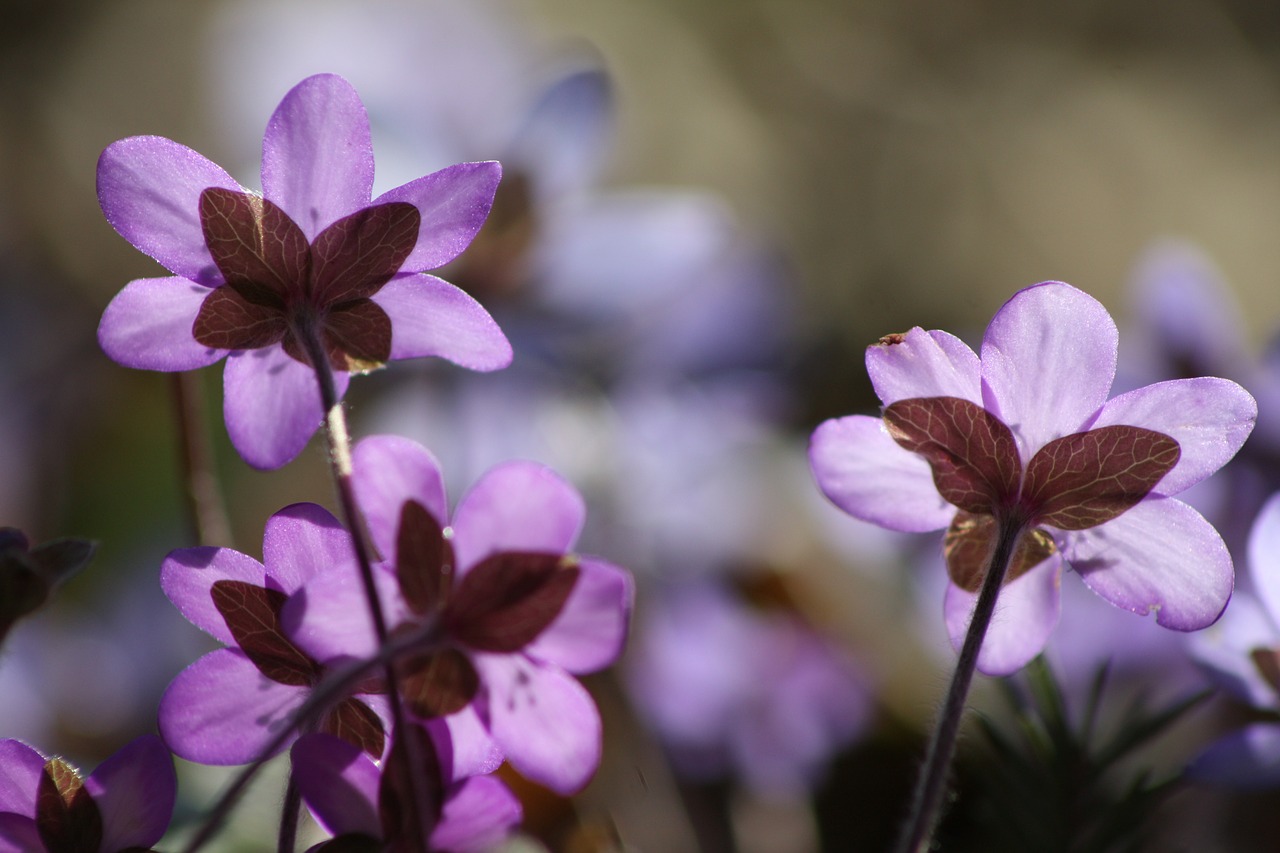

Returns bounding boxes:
[523,558,633,674]
[162,545,268,645]
[351,435,449,562]
[98,277,226,371]
[431,776,522,853]
[0,739,45,815]
[97,136,241,284]
[374,161,502,271]
[809,415,955,533]
[943,554,1062,676]
[1066,497,1233,631]
[980,282,1118,460]
[866,327,980,406]
[290,734,381,837]
[263,503,356,591]
[260,74,373,240]
[84,735,175,851]
[372,274,512,370]
[1251,494,1280,628]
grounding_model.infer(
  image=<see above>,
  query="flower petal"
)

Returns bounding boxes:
[222,346,346,470]
[98,277,227,371]
[474,654,601,794]
[374,161,502,271]
[1188,723,1280,789]
[507,67,613,199]
[435,709,503,780]
[1091,378,1256,496]
[0,739,45,815]
[283,564,408,665]
[809,415,955,533]
[351,435,449,562]
[158,648,309,765]
[263,503,355,591]
[523,558,633,674]
[451,462,585,576]
[980,282,1118,459]
[0,814,40,853]
[865,327,981,406]
[1066,497,1233,630]
[290,734,381,837]
[943,555,1062,676]
[162,545,268,645]
[431,775,522,853]
[84,735,176,851]
[1187,594,1277,707]
[1251,493,1280,628]
[372,274,512,371]
[260,74,373,240]
[97,136,241,284]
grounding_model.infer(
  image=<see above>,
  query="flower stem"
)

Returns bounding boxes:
[170,371,232,547]
[277,773,301,853]
[896,515,1025,853]
[300,328,432,850]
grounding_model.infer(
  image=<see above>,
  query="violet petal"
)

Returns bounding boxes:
[942,554,1062,676]
[83,735,175,851]
[97,277,226,371]
[523,558,633,674]
[290,734,381,837]
[865,327,981,406]
[373,161,502,272]
[372,273,512,370]
[351,435,449,562]
[161,545,268,646]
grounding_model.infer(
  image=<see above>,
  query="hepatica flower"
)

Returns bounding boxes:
[0,735,175,853]
[285,435,633,794]
[159,503,387,765]
[811,282,1256,674]
[97,73,512,469]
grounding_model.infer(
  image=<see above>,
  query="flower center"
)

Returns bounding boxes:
[191,188,421,373]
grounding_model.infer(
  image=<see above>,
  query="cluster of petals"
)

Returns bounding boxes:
[285,435,634,794]
[292,726,520,852]
[158,503,388,765]
[1189,493,1280,788]
[811,281,1256,675]
[96,72,512,469]
[0,736,175,853]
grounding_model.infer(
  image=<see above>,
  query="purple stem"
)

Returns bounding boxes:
[896,514,1025,853]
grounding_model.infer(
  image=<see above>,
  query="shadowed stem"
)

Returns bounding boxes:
[170,371,233,547]
[300,325,432,849]
[896,514,1026,853]
[277,774,301,853]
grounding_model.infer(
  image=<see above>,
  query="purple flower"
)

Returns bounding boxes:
[292,726,521,853]
[284,435,633,794]
[96,73,512,469]
[158,503,387,765]
[627,581,872,794]
[1189,493,1280,787]
[810,281,1256,675]
[0,735,175,853]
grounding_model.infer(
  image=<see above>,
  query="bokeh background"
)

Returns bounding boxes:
[6,0,1280,850]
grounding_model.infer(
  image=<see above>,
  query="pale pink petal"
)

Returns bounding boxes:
[222,346,347,470]
[474,654,601,794]
[162,545,269,645]
[431,776,522,853]
[524,558,633,674]
[263,503,356,591]
[283,564,408,665]
[451,462,586,576]
[373,274,512,371]
[352,434,449,561]
[0,740,45,815]
[943,555,1062,676]
[980,282,1118,459]
[97,277,226,371]
[809,415,955,533]
[1066,497,1233,631]
[260,74,373,240]
[1187,594,1277,707]
[290,734,381,837]
[84,735,176,851]
[373,161,502,271]
[1091,378,1256,496]
[436,709,503,780]
[1250,493,1280,628]
[865,327,981,405]
[158,648,309,765]
[97,135,241,284]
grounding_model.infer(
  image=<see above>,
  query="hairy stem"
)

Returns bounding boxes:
[170,371,232,547]
[896,515,1026,853]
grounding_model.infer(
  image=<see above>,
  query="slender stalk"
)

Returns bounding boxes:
[170,371,233,547]
[299,326,432,848]
[277,774,301,853]
[896,515,1026,853]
